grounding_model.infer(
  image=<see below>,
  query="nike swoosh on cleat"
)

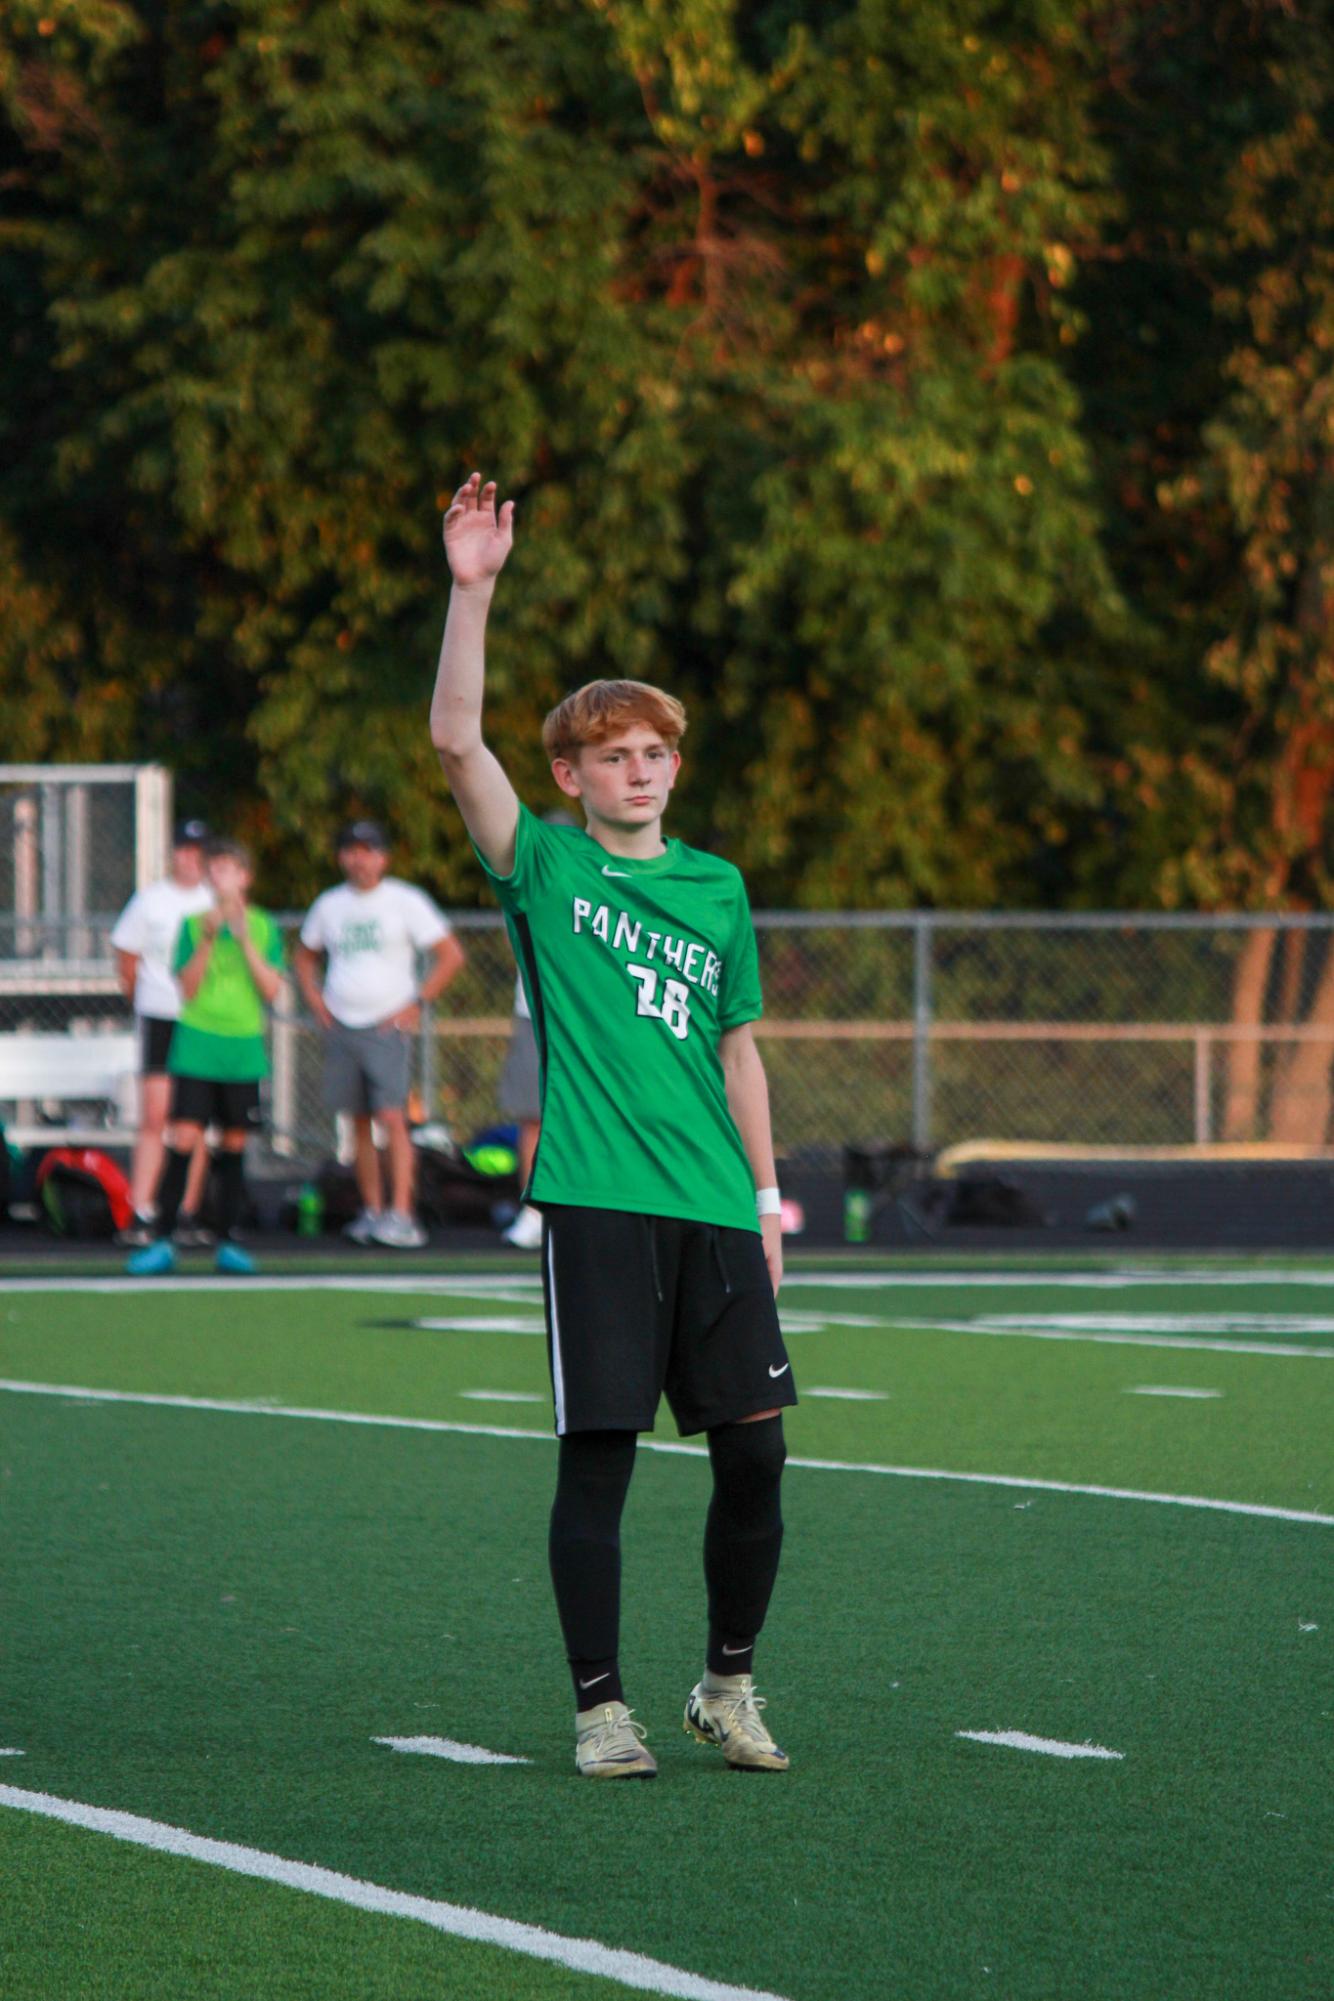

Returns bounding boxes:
[578,1672,611,1690]
[768,1362,790,1378]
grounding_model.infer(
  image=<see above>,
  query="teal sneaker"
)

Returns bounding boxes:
[215,1241,257,1275]
[126,1240,177,1277]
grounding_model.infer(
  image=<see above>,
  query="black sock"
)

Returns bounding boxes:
[704,1416,786,1678]
[548,1429,637,1708]
[155,1149,192,1240]
[216,1149,246,1239]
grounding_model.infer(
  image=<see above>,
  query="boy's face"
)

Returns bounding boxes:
[553,725,680,830]
[207,854,251,903]
[340,842,389,891]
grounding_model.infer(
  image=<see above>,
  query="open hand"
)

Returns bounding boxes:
[760,1212,783,1297]
[443,473,515,589]
[381,1002,421,1034]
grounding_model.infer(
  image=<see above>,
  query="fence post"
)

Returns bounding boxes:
[270,1003,297,1158]
[419,995,437,1123]
[1194,1031,1212,1146]
[912,915,933,1153]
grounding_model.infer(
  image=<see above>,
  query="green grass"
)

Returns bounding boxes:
[2,1267,1332,1999]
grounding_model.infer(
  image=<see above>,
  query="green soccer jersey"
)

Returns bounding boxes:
[170,908,285,1083]
[477,806,764,1232]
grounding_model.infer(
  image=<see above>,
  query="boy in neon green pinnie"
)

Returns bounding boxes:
[127,839,285,1277]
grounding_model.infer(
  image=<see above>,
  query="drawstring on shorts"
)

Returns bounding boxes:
[711,1229,732,1295]
[646,1215,663,1303]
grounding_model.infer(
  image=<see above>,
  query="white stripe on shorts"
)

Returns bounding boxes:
[546,1225,567,1434]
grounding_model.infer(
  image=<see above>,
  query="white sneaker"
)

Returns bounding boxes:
[370,1209,428,1249]
[502,1204,543,1250]
[342,1207,381,1245]
[575,1701,657,1780]
[684,1673,789,1771]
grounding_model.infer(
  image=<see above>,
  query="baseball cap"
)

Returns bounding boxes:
[337,818,390,851]
[173,818,210,847]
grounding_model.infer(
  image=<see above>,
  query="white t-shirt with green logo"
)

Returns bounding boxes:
[299,878,450,1028]
[111,878,215,1020]
[477,806,763,1233]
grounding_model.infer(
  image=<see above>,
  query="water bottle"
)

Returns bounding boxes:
[296,1181,323,1238]
[843,1186,871,1244]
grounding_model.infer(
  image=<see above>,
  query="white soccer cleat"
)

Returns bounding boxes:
[684,1675,789,1772]
[575,1702,657,1780]
[342,1207,381,1245]
[370,1210,428,1249]
[502,1204,543,1250]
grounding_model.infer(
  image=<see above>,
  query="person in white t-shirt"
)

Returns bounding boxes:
[497,973,543,1249]
[295,820,465,1248]
[111,818,215,1243]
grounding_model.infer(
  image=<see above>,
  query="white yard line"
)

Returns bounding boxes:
[0,1786,788,2001]
[0,1380,548,1444]
[956,1731,1124,1761]
[803,1388,889,1402]
[372,1736,530,1766]
[0,1750,24,1758]
[413,1319,546,1335]
[11,1266,1334,1299]
[1126,1386,1223,1399]
[879,1318,1334,1359]
[458,1390,545,1404]
[3,1377,1329,1527]
[1,1276,543,1296]
[784,1269,1334,1290]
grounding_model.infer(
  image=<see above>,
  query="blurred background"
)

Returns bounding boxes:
[3,0,1334,1236]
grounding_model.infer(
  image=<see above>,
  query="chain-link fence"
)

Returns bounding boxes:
[6,910,1334,1166]
[751,913,1334,1164]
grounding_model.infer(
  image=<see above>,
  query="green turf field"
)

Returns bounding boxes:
[2,1262,1331,1999]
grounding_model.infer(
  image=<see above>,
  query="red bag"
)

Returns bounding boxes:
[36,1147,134,1237]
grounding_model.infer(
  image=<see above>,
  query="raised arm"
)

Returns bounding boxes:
[430,473,521,876]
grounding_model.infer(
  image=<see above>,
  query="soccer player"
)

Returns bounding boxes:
[110,818,215,1245]
[294,820,465,1249]
[430,473,795,1779]
[126,839,285,1277]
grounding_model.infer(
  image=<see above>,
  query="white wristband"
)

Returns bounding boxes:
[755,1186,782,1217]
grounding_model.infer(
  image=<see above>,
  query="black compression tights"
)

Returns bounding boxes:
[548,1429,638,1707]
[547,1415,787,1704]
[703,1416,786,1676]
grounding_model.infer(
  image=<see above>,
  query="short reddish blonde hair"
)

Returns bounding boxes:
[541,679,687,764]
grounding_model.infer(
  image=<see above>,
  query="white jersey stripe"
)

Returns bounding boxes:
[546,1226,567,1435]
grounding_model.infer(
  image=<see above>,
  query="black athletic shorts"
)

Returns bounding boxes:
[170,1075,263,1132]
[139,1015,176,1074]
[540,1204,797,1438]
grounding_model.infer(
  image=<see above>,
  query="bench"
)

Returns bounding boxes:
[0,1030,139,1147]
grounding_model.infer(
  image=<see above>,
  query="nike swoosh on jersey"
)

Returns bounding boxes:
[768,1362,790,1378]
[601,866,631,877]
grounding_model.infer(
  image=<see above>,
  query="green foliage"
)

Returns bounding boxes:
[2,0,1332,908]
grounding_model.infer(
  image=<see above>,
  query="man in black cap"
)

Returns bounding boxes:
[111,818,216,1244]
[295,821,465,1247]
